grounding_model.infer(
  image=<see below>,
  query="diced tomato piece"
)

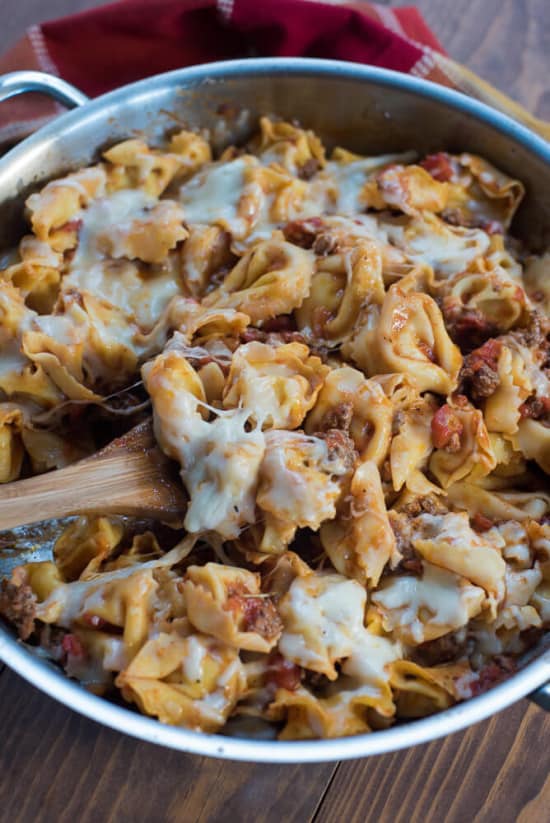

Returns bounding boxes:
[420,153,455,182]
[266,653,302,691]
[471,512,494,532]
[447,308,494,339]
[262,315,296,333]
[282,218,322,248]
[225,592,246,616]
[474,339,503,370]
[61,633,85,658]
[226,592,282,640]
[461,338,503,381]
[431,404,464,450]
[519,395,550,420]
[470,657,516,696]
[240,328,265,343]
[60,218,83,233]
[479,219,503,235]
[226,593,263,627]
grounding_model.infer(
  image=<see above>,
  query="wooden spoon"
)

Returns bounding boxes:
[0,419,187,531]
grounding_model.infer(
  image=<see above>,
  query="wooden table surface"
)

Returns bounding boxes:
[0,1,549,821]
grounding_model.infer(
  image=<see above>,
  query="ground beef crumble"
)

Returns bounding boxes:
[387,512,423,576]
[413,633,467,666]
[0,579,37,640]
[297,158,320,180]
[440,208,504,235]
[471,512,495,532]
[519,395,550,422]
[469,656,517,696]
[242,596,283,641]
[459,339,502,401]
[314,428,357,473]
[312,233,338,256]
[239,328,307,347]
[442,303,497,352]
[265,653,302,692]
[226,588,283,642]
[282,218,323,248]
[515,310,548,349]
[318,402,354,433]
[398,496,447,518]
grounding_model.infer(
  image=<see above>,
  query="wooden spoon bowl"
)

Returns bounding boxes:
[0,419,186,531]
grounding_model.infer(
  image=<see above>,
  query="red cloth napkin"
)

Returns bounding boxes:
[0,0,449,145]
[3,0,549,146]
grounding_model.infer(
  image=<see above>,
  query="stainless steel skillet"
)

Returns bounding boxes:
[0,58,548,762]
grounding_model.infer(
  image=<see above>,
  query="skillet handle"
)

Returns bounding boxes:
[0,71,88,108]
[529,681,550,711]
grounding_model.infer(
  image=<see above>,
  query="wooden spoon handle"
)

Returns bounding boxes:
[0,422,186,531]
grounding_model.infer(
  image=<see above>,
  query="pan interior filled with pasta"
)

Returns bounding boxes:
[0,118,549,740]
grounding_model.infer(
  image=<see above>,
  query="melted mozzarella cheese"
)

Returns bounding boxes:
[181,634,208,683]
[279,573,367,672]
[148,362,265,538]
[372,562,486,644]
[385,216,490,276]
[101,637,128,671]
[182,407,265,537]
[0,287,36,380]
[176,151,418,249]
[503,567,542,607]
[36,540,193,625]
[412,512,506,606]
[507,338,550,398]
[341,630,402,685]
[496,521,532,567]
[71,189,156,270]
[33,312,87,345]
[258,430,346,529]
[0,341,29,380]
[223,341,323,430]
[178,156,260,238]
[316,152,416,214]
[64,189,181,330]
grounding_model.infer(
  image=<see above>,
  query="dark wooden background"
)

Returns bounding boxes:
[0,1,549,821]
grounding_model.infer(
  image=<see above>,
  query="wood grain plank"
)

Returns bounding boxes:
[0,0,106,55]
[0,666,336,823]
[314,702,550,823]
[382,0,550,117]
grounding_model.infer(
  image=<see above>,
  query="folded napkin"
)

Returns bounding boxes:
[0,0,548,147]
